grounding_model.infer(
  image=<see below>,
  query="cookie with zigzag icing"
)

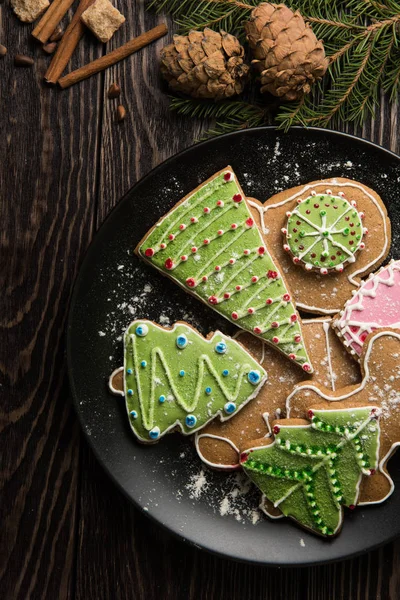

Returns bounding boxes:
[248,178,390,315]
[195,318,360,470]
[135,167,313,372]
[109,320,267,443]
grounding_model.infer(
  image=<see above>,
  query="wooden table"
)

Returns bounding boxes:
[2,2,400,598]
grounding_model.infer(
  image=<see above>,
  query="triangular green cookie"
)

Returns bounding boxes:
[135,167,312,372]
[109,320,267,442]
[241,407,381,536]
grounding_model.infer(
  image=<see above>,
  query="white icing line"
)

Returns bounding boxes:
[259,341,266,365]
[358,441,400,505]
[195,433,241,470]
[248,181,389,311]
[297,302,340,315]
[108,367,124,396]
[303,318,331,324]
[259,493,284,520]
[322,320,335,391]
[233,329,267,365]
[262,412,272,435]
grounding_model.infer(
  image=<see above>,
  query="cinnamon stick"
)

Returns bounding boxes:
[32,0,76,45]
[45,0,95,84]
[58,23,168,89]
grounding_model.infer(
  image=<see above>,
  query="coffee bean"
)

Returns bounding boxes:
[43,42,57,54]
[108,83,121,99]
[50,26,63,42]
[14,54,34,67]
[117,105,126,122]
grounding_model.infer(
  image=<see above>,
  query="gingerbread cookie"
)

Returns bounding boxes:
[195,318,360,470]
[286,328,400,505]
[248,178,390,314]
[109,320,267,443]
[241,406,381,537]
[135,167,313,372]
[334,260,400,359]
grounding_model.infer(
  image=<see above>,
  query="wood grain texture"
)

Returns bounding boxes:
[0,4,104,599]
[2,0,400,598]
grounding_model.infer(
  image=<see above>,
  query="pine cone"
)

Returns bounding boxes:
[160,28,249,100]
[245,3,328,101]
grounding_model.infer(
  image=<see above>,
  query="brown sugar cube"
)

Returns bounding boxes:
[81,0,125,44]
[11,0,50,23]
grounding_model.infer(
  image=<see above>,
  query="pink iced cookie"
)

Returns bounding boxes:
[333,260,400,357]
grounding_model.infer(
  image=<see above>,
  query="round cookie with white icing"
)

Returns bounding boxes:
[283,192,366,274]
[195,318,360,470]
[248,178,390,315]
[333,259,400,358]
[109,320,267,443]
[286,328,400,506]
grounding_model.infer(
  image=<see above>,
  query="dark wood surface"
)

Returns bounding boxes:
[2,1,400,598]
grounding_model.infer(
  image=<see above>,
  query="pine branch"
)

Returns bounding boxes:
[151,0,400,133]
[277,12,400,128]
[169,97,269,138]
[150,0,255,39]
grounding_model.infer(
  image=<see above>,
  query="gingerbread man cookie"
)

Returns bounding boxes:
[334,259,400,359]
[109,320,267,443]
[286,328,400,505]
[248,178,390,314]
[135,167,313,371]
[195,318,360,470]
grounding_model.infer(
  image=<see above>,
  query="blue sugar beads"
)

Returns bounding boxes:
[149,427,160,439]
[215,341,227,354]
[176,334,188,349]
[135,324,149,337]
[185,414,197,428]
[248,370,261,385]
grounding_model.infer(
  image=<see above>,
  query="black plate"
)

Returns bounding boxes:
[67,127,400,566]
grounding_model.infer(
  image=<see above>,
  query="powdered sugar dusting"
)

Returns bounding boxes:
[157,448,263,526]
[186,469,208,499]
[182,468,262,525]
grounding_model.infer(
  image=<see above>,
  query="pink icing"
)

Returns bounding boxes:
[335,260,400,356]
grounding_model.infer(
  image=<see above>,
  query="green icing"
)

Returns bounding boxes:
[284,193,365,273]
[242,407,380,536]
[138,168,312,372]
[123,320,267,442]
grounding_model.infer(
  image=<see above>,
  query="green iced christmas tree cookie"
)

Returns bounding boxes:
[282,191,367,275]
[241,407,380,536]
[136,167,312,372]
[109,320,267,443]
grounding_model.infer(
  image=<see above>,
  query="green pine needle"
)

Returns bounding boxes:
[151,0,400,134]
